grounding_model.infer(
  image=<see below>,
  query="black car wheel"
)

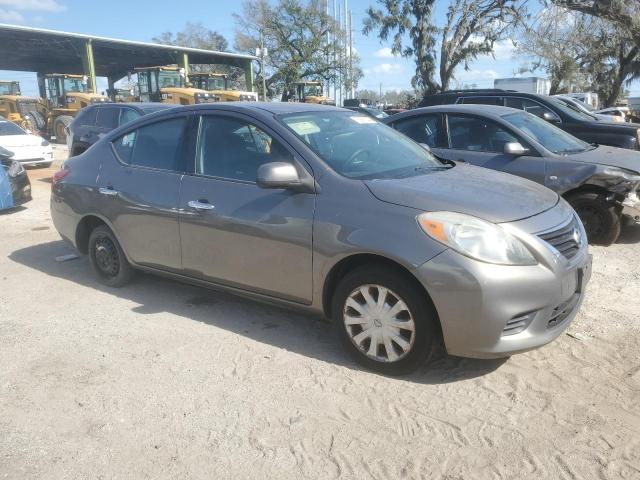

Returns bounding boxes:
[88,225,134,287]
[567,192,621,246]
[332,265,439,375]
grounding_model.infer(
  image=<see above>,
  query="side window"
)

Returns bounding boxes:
[196,115,293,182]
[96,107,120,129]
[506,97,553,119]
[447,115,518,153]
[74,107,96,127]
[460,96,503,106]
[112,117,187,171]
[119,108,141,126]
[394,115,446,148]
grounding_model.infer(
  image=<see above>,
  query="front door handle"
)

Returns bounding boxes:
[99,187,118,196]
[188,200,215,211]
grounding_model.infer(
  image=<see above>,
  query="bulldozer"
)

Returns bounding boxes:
[189,72,257,102]
[42,74,109,143]
[0,81,48,133]
[135,66,219,105]
[291,81,335,105]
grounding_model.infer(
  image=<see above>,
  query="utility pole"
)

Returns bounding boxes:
[333,0,337,104]
[260,30,267,102]
[348,9,353,99]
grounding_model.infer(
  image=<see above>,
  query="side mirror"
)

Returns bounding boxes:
[419,143,432,152]
[542,111,560,123]
[504,142,528,156]
[257,162,302,189]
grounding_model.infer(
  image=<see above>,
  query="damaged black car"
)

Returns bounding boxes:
[385,105,640,245]
[0,145,32,211]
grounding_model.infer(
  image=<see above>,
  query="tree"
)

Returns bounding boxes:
[153,22,228,51]
[234,0,361,100]
[363,0,526,95]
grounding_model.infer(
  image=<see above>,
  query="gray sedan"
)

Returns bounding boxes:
[51,103,591,374]
[385,105,640,245]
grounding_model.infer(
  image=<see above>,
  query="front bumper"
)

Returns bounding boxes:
[414,234,592,359]
[621,192,640,223]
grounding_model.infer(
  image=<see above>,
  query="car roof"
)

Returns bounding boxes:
[385,104,521,122]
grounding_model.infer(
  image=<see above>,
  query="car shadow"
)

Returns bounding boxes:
[9,240,507,384]
[0,205,27,215]
[617,223,640,244]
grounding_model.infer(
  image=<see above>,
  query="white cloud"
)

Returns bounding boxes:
[371,63,402,74]
[0,0,66,12]
[374,47,395,59]
[0,8,24,22]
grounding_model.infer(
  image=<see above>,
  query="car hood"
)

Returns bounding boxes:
[0,134,43,148]
[364,163,559,223]
[568,145,640,174]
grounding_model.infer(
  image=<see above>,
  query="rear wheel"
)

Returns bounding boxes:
[88,225,134,287]
[566,192,621,245]
[53,115,73,144]
[332,265,439,375]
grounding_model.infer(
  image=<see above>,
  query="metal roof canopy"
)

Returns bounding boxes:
[0,24,257,82]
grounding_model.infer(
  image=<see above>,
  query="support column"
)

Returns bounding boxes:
[244,60,255,93]
[82,39,97,93]
[178,52,190,84]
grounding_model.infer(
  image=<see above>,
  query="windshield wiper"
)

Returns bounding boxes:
[414,164,452,172]
[555,148,587,154]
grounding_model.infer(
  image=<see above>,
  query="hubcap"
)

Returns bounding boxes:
[94,236,119,277]
[343,284,416,363]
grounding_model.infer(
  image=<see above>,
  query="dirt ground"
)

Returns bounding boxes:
[1,145,639,480]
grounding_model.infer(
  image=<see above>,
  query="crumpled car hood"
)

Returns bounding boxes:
[568,145,640,173]
[364,163,559,223]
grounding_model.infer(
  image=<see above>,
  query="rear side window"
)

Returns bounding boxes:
[112,117,187,171]
[96,107,120,129]
[393,114,446,148]
[459,96,503,106]
[119,108,141,126]
[74,107,96,127]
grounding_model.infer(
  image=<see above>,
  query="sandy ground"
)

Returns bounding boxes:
[1,145,639,480]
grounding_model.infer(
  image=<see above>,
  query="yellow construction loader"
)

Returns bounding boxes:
[0,81,48,133]
[135,66,219,105]
[189,72,257,102]
[291,81,335,105]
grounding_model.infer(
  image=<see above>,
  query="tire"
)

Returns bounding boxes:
[332,265,439,375]
[566,191,621,246]
[53,115,73,144]
[24,110,46,132]
[88,225,135,287]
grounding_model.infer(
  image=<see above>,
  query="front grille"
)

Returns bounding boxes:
[538,217,582,260]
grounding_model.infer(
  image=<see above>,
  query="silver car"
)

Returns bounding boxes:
[51,103,592,374]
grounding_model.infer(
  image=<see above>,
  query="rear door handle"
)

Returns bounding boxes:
[188,200,215,211]
[99,187,118,196]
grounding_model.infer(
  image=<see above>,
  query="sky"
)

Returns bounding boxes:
[1,0,638,99]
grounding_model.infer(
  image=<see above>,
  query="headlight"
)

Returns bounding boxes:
[41,139,50,147]
[7,160,25,178]
[417,211,537,265]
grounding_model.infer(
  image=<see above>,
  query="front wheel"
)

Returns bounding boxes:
[332,265,439,375]
[88,225,135,287]
[566,192,621,246]
[53,115,73,144]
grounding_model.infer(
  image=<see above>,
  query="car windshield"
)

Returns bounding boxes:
[556,97,598,119]
[547,97,597,122]
[279,111,446,179]
[503,111,591,154]
[0,120,26,136]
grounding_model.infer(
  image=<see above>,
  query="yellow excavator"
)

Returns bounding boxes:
[189,72,257,102]
[134,66,219,105]
[291,81,335,105]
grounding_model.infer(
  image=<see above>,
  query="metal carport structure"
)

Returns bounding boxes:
[0,24,257,95]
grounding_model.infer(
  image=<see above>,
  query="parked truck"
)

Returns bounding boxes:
[493,77,551,95]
